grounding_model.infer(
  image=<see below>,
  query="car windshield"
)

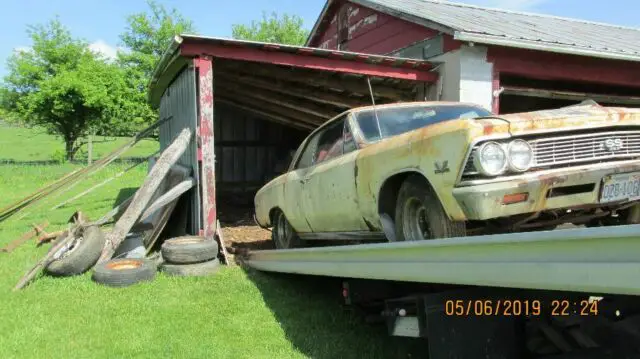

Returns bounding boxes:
[354,105,493,142]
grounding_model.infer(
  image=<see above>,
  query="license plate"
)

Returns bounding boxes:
[600,172,640,203]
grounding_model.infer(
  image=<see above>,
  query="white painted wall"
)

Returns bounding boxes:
[428,50,461,102]
[458,45,494,111]
[427,44,494,112]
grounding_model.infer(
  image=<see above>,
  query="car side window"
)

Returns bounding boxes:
[343,120,357,154]
[315,116,349,164]
[294,133,321,170]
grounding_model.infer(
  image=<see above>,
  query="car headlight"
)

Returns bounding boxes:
[473,141,507,176]
[507,139,534,172]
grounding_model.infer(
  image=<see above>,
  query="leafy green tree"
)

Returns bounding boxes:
[232,12,310,45]
[118,0,196,129]
[1,19,128,160]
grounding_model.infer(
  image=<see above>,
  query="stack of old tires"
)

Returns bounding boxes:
[46,227,221,287]
[159,236,221,277]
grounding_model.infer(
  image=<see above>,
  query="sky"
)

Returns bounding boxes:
[0,0,638,78]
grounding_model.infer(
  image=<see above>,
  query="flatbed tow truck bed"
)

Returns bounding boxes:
[242,225,640,358]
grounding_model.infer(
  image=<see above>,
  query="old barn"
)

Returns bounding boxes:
[307,0,640,114]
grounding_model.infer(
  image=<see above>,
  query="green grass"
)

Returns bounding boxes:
[0,126,159,162]
[0,137,426,358]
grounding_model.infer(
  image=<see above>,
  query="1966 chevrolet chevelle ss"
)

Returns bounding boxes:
[254,100,640,249]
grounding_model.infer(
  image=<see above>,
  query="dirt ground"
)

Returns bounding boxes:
[217,201,274,256]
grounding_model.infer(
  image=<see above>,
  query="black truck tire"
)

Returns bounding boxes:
[92,258,157,287]
[394,175,466,241]
[46,225,107,277]
[160,258,221,277]
[161,236,219,264]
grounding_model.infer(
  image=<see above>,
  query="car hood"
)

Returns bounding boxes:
[474,103,640,136]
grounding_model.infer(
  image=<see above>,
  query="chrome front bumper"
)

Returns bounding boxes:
[452,160,640,221]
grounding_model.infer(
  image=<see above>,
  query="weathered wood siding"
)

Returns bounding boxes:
[313,2,437,55]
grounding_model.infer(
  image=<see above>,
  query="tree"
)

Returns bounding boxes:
[117,0,196,131]
[1,19,127,160]
[232,12,310,45]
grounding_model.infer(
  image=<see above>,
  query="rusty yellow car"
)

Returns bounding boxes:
[253,100,640,249]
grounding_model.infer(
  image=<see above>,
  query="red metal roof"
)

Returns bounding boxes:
[149,35,437,106]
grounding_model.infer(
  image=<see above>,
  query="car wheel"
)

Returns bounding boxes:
[92,258,157,288]
[160,259,221,277]
[272,210,302,249]
[394,175,466,241]
[161,236,219,264]
[45,225,107,277]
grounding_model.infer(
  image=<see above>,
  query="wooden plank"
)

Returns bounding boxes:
[139,165,190,251]
[502,85,640,105]
[97,128,192,263]
[217,73,364,108]
[195,56,217,242]
[180,42,438,82]
[216,219,230,265]
[218,93,326,127]
[216,99,316,130]
[1,221,49,253]
[139,178,195,223]
[13,222,81,291]
[220,85,337,120]
[221,62,412,100]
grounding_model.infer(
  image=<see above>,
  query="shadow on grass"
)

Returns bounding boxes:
[240,266,428,359]
[114,187,138,207]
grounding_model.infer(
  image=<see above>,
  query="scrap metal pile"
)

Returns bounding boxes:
[2,122,228,291]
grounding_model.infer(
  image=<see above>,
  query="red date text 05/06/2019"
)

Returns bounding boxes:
[443,299,600,317]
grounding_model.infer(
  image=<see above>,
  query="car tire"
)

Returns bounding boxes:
[161,236,219,264]
[92,258,157,287]
[46,225,107,277]
[272,210,303,249]
[160,259,221,277]
[394,175,466,241]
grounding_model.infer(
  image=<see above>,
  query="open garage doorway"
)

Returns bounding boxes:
[149,36,438,249]
[498,75,640,114]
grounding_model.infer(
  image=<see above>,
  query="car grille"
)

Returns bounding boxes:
[463,130,640,177]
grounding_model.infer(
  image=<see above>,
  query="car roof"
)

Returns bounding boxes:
[351,101,489,113]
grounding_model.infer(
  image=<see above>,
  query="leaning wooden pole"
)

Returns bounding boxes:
[97,128,192,264]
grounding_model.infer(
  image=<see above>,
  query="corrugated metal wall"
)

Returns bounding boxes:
[214,103,307,196]
[158,67,200,233]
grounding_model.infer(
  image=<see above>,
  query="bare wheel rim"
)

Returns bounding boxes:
[275,213,291,248]
[402,197,431,241]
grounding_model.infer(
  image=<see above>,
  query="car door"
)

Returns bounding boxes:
[301,115,369,232]
[280,131,321,233]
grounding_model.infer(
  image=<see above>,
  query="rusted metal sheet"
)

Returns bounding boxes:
[158,66,200,234]
[195,56,217,240]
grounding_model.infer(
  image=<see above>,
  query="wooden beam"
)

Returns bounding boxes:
[180,42,438,82]
[216,98,316,130]
[97,128,192,263]
[502,86,640,106]
[217,73,365,109]
[489,47,640,89]
[218,93,325,127]
[218,81,339,120]
[221,62,413,100]
[195,57,217,241]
